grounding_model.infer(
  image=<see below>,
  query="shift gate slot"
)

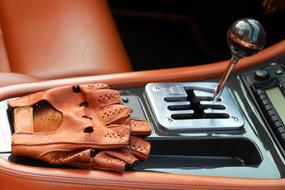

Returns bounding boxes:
[200,101,226,110]
[167,102,190,111]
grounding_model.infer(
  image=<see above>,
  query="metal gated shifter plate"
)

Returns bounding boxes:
[145,82,244,131]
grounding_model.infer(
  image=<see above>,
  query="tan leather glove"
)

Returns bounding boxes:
[8,83,151,172]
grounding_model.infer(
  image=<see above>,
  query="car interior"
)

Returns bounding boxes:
[0,0,285,189]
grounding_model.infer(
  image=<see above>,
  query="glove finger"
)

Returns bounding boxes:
[82,89,121,108]
[98,124,130,146]
[103,149,138,165]
[38,149,125,172]
[131,119,152,136]
[127,136,151,161]
[120,118,152,136]
[37,149,133,173]
[38,149,93,165]
[99,105,131,125]
[69,151,126,172]
[80,83,109,91]
[68,149,137,172]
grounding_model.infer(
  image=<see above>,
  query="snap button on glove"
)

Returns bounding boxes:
[8,83,152,172]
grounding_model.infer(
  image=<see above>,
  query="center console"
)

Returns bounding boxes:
[1,56,285,178]
[118,72,284,178]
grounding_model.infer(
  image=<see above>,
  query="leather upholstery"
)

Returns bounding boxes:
[0,157,285,190]
[0,0,131,79]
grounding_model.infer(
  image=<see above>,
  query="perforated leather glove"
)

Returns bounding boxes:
[8,83,151,172]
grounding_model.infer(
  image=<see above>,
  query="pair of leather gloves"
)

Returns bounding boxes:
[8,83,151,172]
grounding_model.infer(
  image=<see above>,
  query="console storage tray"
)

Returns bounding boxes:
[133,138,261,170]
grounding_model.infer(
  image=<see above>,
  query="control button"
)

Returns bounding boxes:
[262,99,270,105]
[259,94,266,100]
[275,121,283,128]
[281,133,285,140]
[271,115,279,122]
[256,89,263,95]
[255,69,270,81]
[277,126,285,133]
[268,110,275,116]
[275,69,283,75]
[265,104,273,110]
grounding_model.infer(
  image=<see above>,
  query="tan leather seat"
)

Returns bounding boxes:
[0,0,131,81]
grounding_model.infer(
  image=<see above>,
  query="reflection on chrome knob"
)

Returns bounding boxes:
[213,18,266,101]
[227,18,266,58]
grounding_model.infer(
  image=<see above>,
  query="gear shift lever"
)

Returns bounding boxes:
[213,18,266,100]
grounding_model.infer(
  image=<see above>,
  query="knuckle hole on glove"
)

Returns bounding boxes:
[82,115,93,120]
[72,85,81,93]
[79,101,89,107]
[88,84,93,88]
[84,126,94,133]
[90,150,96,157]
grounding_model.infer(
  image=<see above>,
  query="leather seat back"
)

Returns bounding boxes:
[0,0,131,79]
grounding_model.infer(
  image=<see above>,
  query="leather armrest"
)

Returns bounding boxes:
[0,157,284,190]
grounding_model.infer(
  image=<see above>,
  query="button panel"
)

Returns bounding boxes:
[255,69,270,81]
[253,83,285,148]
[241,63,285,151]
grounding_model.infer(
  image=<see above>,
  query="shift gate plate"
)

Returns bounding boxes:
[145,82,244,131]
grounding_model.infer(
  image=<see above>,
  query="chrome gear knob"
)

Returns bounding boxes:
[213,18,266,100]
[227,18,266,58]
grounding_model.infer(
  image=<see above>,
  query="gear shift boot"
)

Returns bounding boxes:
[145,82,244,131]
